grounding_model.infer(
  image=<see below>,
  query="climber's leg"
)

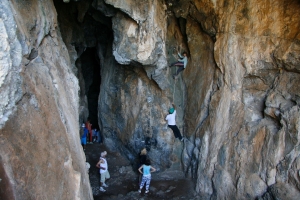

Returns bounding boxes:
[170,61,184,67]
[168,125,183,140]
[175,66,185,76]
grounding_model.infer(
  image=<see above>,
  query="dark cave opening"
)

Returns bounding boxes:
[53,0,113,130]
[80,47,101,129]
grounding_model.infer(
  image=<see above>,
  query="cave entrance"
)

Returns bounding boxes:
[80,47,101,130]
[53,0,113,131]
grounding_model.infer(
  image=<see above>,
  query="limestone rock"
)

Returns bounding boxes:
[175,0,300,199]
[98,0,300,198]
[92,0,117,17]
[0,1,23,129]
[0,0,92,199]
[108,0,169,89]
[98,43,184,170]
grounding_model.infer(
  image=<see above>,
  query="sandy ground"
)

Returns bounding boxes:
[84,142,199,200]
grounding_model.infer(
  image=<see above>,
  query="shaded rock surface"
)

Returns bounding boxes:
[0,0,92,199]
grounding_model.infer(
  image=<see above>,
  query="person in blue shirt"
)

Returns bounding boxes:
[92,129,97,142]
[169,51,188,79]
[138,159,156,194]
[81,124,88,150]
[97,129,101,143]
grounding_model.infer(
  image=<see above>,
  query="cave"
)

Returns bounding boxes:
[0,0,300,199]
[78,47,101,129]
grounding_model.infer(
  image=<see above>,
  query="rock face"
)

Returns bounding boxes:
[99,0,300,199]
[1,0,300,199]
[0,0,92,199]
[178,0,300,199]
[108,0,169,89]
[173,0,300,199]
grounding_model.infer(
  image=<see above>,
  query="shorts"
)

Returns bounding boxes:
[81,137,87,145]
[100,171,110,183]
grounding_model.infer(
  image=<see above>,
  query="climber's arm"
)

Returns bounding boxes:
[172,103,176,110]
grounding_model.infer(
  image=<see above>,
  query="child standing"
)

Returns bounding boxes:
[138,159,156,194]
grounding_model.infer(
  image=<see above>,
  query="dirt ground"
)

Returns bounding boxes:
[84,142,199,200]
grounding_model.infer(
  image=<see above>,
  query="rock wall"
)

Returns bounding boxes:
[170,0,300,199]
[98,0,300,199]
[0,0,92,199]
[107,0,169,89]
[91,0,187,174]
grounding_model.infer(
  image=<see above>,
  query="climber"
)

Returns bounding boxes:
[165,103,184,141]
[169,51,188,79]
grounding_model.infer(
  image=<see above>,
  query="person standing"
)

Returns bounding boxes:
[92,129,97,142]
[165,103,184,141]
[85,118,92,143]
[139,148,147,167]
[169,51,188,79]
[138,159,156,194]
[81,124,88,150]
[138,148,147,184]
[96,151,110,192]
[97,129,101,143]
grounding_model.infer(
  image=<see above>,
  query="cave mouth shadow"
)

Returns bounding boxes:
[53,0,113,131]
[79,47,101,130]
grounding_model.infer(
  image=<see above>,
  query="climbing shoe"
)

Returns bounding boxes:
[103,183,109,187]
[99,187,106,192]
[145,190,149,193]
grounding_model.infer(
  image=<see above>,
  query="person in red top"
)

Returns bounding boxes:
[85,118,92,143]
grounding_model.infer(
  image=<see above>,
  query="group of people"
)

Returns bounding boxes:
[95,148,157,194]
[81,100,184,151]
[136,101,185,193]
[81,119,101,150]
[84,49,187,194]
[92,101,184,194]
